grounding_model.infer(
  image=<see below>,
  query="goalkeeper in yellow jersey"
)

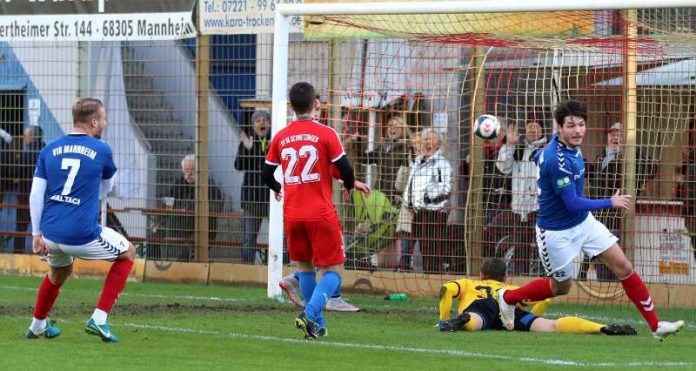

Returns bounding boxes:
[438,258,636,335]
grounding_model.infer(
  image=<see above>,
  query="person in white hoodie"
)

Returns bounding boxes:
[494,115,547,275]
[403,128,452,273]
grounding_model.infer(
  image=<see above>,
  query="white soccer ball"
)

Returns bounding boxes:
[474,114,501,140]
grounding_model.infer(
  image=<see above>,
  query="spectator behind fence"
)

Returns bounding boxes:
[478,125,511,259]
[494,116,547,275]
[363,115,411,204]
[163,154,223,261]
[678,150,696,261]
[341,110,369,178]
[403,128,452,273]
[395,131,421,271]
[587,122,656,230]
[234,109,271,264]
[584,122,656,280]
[14,125,45,253]
[482,125,512,219]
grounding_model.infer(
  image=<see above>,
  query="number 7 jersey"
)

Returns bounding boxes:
[265,118,346,221]
[35,134,117,245]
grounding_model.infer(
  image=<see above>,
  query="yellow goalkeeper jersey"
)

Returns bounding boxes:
[438,278,550,321]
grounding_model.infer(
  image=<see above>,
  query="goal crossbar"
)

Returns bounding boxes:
[276,0,696,16]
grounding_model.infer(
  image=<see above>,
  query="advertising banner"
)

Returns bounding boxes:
[199,0,303,34]
[0,0,196,41]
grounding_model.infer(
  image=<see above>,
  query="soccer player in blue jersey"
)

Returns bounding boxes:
[496,99,683,340]
[25,98,135,343]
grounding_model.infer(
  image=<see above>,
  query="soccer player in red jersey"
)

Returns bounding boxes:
[262,82,369,339]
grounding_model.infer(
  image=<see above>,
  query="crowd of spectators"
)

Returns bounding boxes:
[4,103,696,275]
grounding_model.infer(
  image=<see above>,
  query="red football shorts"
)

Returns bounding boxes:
[285,215,345,267]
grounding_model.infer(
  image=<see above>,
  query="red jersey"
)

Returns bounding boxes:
[266,118,345,221]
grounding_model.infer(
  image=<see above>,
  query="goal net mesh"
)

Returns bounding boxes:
[283,6,696,304]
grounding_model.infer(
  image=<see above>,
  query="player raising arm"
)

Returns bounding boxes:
[26,98,135,343]
[439,258,636,336]
[496,100,683,340]
[262,82,369,339]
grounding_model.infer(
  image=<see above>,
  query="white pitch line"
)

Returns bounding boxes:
[0,285,240,302]
[123,322,696,368]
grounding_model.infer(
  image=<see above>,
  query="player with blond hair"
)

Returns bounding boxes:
[26,98,134,343]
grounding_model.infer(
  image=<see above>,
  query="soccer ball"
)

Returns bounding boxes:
[474,114,501,140]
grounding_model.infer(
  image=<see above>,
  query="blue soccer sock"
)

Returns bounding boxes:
[298,271,317,308]
[300,269,341,299]
[306,271,341,322]
[332,279,341,299]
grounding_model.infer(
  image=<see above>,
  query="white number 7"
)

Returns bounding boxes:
[61,158,81,195]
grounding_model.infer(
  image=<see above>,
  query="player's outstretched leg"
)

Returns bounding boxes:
[653,320,684,341]
[497,289,516,331]
[498,278,555,330]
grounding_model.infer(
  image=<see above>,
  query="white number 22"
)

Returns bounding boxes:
[281,145,319,185]
[60,158,81,195]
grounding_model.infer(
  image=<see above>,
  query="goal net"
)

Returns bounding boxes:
[270,1,696,306]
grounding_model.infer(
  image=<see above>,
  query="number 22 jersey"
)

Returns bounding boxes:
[265,118,346,221]
[34,134,117,245]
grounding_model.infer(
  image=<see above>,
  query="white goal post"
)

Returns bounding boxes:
[267,0,696,299]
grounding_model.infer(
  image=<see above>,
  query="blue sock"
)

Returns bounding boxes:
[331,268,341,298]
[298,271,317,308]
[306,271,341,322]
[306,269,340,299]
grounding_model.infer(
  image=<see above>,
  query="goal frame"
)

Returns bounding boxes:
[267,0,696,299]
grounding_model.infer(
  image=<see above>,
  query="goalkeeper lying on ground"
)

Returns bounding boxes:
[438,258,636,335]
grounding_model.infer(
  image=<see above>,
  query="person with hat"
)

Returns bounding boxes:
[588,121,657,230]
[235,109,272,264]
[583,121,656,280]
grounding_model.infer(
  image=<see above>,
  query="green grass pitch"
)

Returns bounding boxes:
[0,274,694,370]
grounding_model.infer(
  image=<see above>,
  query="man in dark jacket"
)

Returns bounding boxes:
[15,125,45,253]
[585,122,656,280]
[234,110,271,264]
[587,122,657,230]
[679,152,696,261]
[165,154,224,261]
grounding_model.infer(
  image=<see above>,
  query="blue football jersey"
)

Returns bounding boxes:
[536,135,588,230]
[34,134,116,245]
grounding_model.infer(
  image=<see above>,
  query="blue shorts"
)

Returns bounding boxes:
[466,298,538,331]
